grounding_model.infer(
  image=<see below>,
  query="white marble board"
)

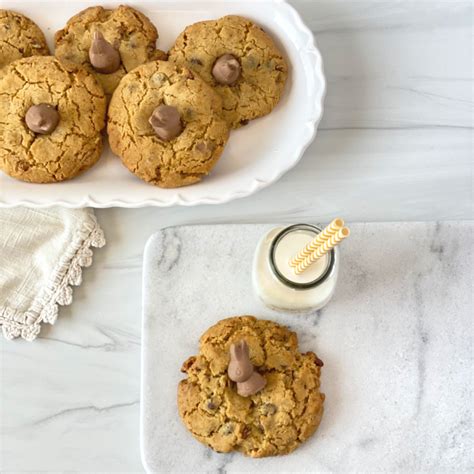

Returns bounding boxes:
[141,223,472,473]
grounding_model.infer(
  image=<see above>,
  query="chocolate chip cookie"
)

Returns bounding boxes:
[0,10,49,70]
[107,60,230,188]
[178,316,325,457]
[55,5,167,99]
[168,15,288,129]
[0,56,106,183]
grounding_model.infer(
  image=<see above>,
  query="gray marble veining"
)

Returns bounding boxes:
[142,223,473,473]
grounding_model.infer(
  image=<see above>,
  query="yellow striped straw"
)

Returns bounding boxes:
[289,218,344,268]
[295,227,350,274]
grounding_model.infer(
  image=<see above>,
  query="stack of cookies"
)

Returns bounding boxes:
[0,6,288,186]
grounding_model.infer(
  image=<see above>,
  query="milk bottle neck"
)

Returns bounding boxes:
[269,224,337,290]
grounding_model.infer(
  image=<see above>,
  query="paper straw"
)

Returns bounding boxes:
[289,218,344,268]
[295,227,350,274]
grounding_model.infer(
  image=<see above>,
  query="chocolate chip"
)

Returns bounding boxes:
[241,426,251,439]
[17,161,30,172]
[240,119,249,126]
[207,401,217,410]
[190,58,203,66]
[315,356,324,367]
[155,166,161,182]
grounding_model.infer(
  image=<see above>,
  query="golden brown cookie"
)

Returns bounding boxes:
[107,60,230,188]
[168,15,288,129]
[0,10,49,69]
[55,5,167,99]
[178,316,325,457]
[0,56,106,183]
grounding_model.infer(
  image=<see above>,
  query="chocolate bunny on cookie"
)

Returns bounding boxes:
[228,340,266,397]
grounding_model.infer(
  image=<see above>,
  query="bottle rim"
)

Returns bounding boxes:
[269,223,336,290]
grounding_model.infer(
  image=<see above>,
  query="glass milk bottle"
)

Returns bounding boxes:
[252,224,340,311]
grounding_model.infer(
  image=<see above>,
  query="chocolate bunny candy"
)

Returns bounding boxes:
[89,31,121,74]
[228,340,266,397]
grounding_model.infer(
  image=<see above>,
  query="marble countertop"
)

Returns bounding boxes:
[1,0,473,472]
[2,220,472,472]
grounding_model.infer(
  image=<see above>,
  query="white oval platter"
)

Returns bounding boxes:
[0,0,325,207]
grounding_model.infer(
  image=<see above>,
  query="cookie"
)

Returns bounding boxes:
[107,60,230,188]
[55,5,167,98]
[0,56,106,183]
[168,15,288,129]
[0,10,49,69]
[178,316,325,457]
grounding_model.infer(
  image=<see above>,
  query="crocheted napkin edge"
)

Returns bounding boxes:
[0,212,105,341]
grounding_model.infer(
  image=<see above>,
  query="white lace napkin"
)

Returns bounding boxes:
[0,207,105,341]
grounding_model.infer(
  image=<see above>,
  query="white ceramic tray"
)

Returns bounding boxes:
[0,0,325,208]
